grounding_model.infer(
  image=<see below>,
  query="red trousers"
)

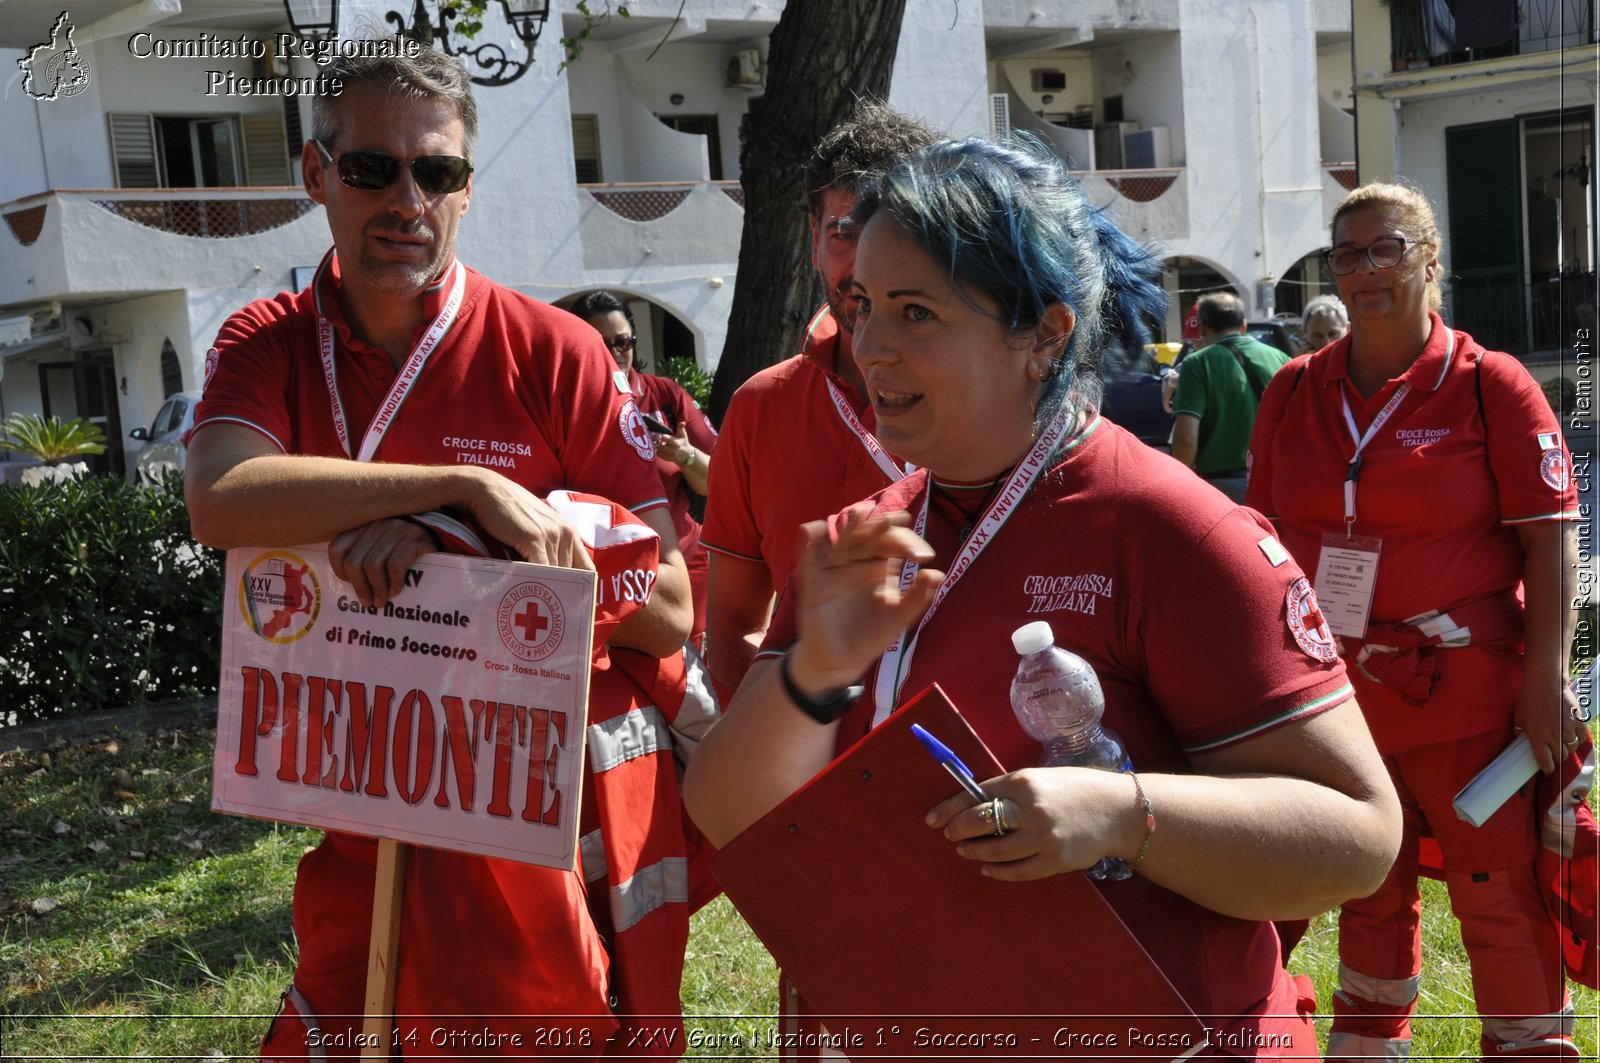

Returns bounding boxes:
[1329,729,1576,1061]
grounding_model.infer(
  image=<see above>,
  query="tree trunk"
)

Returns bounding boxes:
[708,0,907,423]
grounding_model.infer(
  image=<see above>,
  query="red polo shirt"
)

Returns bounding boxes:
[702,307,901,596]
[195,253,667,516]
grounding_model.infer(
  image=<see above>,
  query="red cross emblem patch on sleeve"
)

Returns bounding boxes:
[1286,577,1339,663]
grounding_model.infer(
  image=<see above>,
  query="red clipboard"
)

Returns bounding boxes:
[712,684,1209,1060]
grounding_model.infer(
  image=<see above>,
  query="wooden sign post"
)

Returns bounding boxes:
[361,838,408,1059]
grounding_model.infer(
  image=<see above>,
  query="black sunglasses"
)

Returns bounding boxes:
[604,334,637,353]
[314,139,473,195]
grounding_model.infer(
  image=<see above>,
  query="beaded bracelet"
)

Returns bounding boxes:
[1128,771,1156,869]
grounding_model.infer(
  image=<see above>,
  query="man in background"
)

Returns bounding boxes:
[1168,290,1288,502]
[702,101,937,699]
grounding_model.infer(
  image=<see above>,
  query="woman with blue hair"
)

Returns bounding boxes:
[686,137,1400,1052]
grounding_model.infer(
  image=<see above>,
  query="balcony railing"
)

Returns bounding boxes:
[1097,169,1181,204]
[580,181,745,222]
[1443,271,1598,360]
[1,188,319,244]
[1389,0,1595,71]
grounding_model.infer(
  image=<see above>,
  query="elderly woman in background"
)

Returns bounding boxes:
[1300,293,1350,353]
[1247,182,1582,1061]
[685,137,1401,1055]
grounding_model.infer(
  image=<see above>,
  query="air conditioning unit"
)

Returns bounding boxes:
[989,93,1011,139]
[253,37,288,80]
[1123,126,1172,169]
[726,49,762,89]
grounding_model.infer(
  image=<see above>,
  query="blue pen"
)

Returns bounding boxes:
[910,724,990,802]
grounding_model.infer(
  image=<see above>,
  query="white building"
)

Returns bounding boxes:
[1350,0,1597,373]
[2,0,1355,478]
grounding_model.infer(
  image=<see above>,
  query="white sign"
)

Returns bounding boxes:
[211,545,595,870]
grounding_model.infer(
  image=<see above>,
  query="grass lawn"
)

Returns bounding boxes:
[2,723,1595,1059]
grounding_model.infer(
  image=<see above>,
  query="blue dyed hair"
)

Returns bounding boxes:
[850,135,1167,426]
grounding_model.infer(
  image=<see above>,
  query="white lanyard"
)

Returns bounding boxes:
[824,377,912,482]
[318,258,466,463]
[870,405,1086,725]
[1336,330,1451,530]
[801,303,911,483]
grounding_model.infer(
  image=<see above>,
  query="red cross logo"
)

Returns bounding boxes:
[515,601,549,643]
[1301,597,1329,639]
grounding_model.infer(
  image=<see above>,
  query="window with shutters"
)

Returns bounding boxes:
[242,113,290,185]
[108,113,161,187]
[109,112,289,188]
[572,114,602,184]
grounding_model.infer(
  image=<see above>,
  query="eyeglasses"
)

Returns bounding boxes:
[1324,236,1429,276]
[604,334,637,353]
[314,139,473,195]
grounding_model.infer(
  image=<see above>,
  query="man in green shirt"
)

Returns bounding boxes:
[1168,291,1288,501]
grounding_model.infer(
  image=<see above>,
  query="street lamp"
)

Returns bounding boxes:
[280,0,339,40]
[386,0,550,87]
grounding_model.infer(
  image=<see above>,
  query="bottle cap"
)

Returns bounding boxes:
[1011,620,1054,656]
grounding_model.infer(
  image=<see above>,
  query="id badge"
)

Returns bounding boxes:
[1314,533,1382,638]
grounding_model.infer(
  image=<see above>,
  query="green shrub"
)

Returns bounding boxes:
[0,473,221,721]
[661,356,714,410]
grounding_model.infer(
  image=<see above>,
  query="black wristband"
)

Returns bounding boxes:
[778,651,863,725]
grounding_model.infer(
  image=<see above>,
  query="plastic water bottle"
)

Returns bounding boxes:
[1010,620,1133,881]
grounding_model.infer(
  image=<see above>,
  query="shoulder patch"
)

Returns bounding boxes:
[1286,577,1338,663]
[1541,448,1570,491]
[618,398,657,461]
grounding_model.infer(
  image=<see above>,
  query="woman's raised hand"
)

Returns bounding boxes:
[788,509,944,691]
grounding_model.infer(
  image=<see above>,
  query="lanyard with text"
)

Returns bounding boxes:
[824,378,912,483]
[318,259,467,463]
[1338,383,1409,535]
[871,406,1084,726]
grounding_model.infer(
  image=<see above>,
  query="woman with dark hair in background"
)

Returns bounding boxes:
[1247,182,1582,1060]
[686,137,1401,1054]
[570,290,718,648]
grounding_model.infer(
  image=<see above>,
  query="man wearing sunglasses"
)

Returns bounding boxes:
[186,46,697,1061]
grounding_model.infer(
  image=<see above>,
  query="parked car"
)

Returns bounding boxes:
[1245,319,1298,358]
[1101,347,1173,450]
[129,390,200,483]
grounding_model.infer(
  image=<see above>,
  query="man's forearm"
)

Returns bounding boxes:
[187,447,484,550]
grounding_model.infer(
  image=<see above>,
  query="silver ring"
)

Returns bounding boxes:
[1567,735,1582,748]
[977,803,995,823]
[988,797,1006,837]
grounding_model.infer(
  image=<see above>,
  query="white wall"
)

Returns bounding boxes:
[1172,0,1325,310]
[619,42,761,180]
[0,48,52,202]
[889,0,989,137]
